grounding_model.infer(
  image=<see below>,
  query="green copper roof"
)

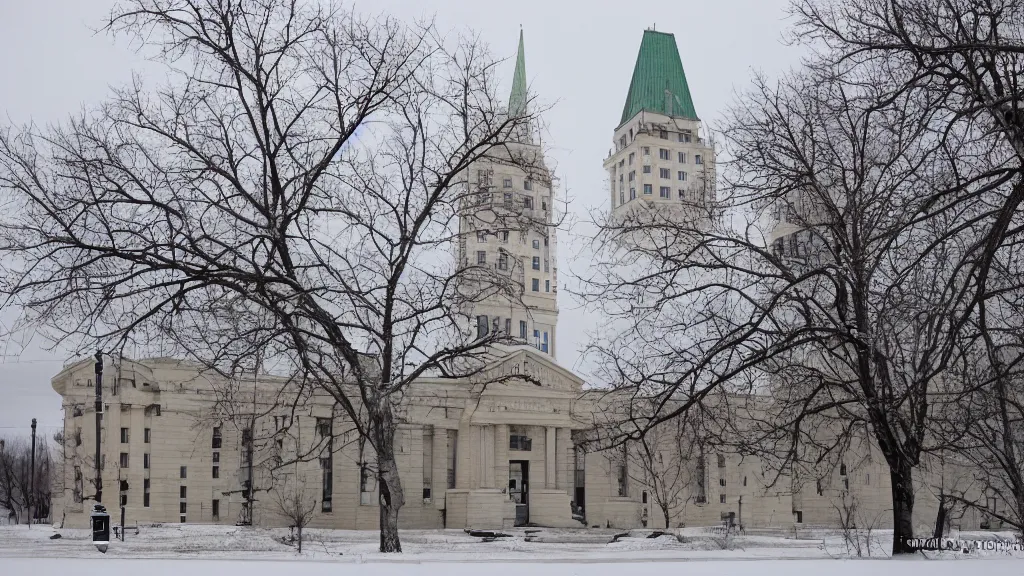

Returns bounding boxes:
[620,30,698,125]
[508,29,528,117]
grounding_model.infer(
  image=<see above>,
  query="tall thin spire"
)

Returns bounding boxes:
[508,28,528,118]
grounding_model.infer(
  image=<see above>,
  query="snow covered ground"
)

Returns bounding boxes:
[0,524,1021,574]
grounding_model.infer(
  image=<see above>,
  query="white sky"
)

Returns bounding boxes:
[0,0,806,435]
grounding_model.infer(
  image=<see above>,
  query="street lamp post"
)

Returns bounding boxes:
[29,418,36,528]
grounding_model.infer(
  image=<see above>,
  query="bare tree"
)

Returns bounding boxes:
[0,436,53,524]
[271,472,318,553]
[0,0,546,552]
[576,53,1013,555]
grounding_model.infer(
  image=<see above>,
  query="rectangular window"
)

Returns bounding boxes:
[119,452,129,468]
[695,154,703,165]
[212,466,219,479]
[360,464,374,506]
[628,152,634,164]
[498,252,508,270]
[616,445,628,497]
[643,184,652,195]
[212,426,221,449]
[423,429,433,502]
[532,278,539,292]
[642,165,651,174]
[678,151,686,163]
[696,456,706,504]
[519,320,527,339]
[659,148,670,160]
[659,168,670,178]
[523,196,533,209]
[476,315,488,339]
[678,171,686,181]
[545,280,550,292]
[532,256,540,270]
[180,466,187,479]
[678,189,685,200]
[628,170,635,182]
[542,332,549,353]
[719,478,726,487]
[717,454,726,468]
[501,230,509,243]
[680,132,691,143]
[492,316,500,335]
[212,452,219,463]
[509,426,532,451]
[504,192,513,206]
[144,428,151,443]
[642,146,650,156]
[212,500,220,521]
[659,186,670,198]
[659,129,668,140]
[476,250,486,265]
[720,494,726,504]
[532,239,540,249]
[630,187,636,200]
[143,453,150,469]
[180,502,187,514]
[503,178,512,188]
[504,318,511,334]
[524,179,532,191]
[143,479,150,508]
[476,230,486,242]
[120,428,129,443]
[447,430,458,489]
[322,457,333,512]
[180,486,187,499]
[619,190,625,205]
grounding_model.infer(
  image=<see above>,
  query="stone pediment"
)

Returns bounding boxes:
[473,345,583,393]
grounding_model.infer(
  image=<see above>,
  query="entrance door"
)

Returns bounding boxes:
[509,460,529,526]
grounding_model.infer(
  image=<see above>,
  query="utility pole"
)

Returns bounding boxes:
[29,418,36,528]
[94,351,103,503]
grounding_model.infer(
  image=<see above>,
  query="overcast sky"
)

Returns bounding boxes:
[0,0,806,436]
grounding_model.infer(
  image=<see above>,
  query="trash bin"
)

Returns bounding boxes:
[91,504,110,553]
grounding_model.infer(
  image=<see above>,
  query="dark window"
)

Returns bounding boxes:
[695,154,703,165]
[816,479,823,495]
[212,452,219,463]
[839,463,847,476]
[180,466,187,479]
[695,456,706,503]
[180,486,187,499]
[120,494,127,507]
[212,466,219,479]
[719,494,726,504]
[642,491,648,504]
[212,426,222,449]
[504,318,511,334]
[477,250,486,265]
[498,252,508,270]
[317,418,332,438]
[119,452,129,468]
[503,178,512,188]
[519,320,527,339]
[321,457,333,512]
[212,500,220,521]
[476,315,488,339]
[524,179,532,191]
[532,279,539,292]
[717,454,726,468]
[659,168,670,178]
[523,196,533,209]
[659,186,670,198]
[180,502,187,514]
[719,478,726,487]
[143,493,150,508]
[743,476,747,487]
[630,187,636,200]
[241,428,252,444]
[532,256,540,270]
[144,428,151,443]
[120,428,129,443]
[545,280,550,292]
[659,148,669,160]
[642,165,651,174]
[643,184,652,195]
[143,453,150,469]
[659,130,668,140]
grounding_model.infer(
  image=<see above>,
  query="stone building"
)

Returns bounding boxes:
[46,28,1004,538]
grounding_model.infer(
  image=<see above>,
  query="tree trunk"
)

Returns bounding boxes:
[297,524,303,553]
[371,403,405,553]
[933,495,946,539]
[377,448,404,553]
[662,505,670,530]
[890,459,916,554]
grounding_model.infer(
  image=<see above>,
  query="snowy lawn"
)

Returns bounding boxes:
[0,523,1022,571]
[3,557,1024,576]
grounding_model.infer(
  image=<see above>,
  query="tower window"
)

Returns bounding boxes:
[678,151,686,163]
[524,179,533,191]
[659,168,670,179]
[628,170,635,181]
[643,184,652,195]
[630,188,636,200]
[532,279,539,292]
[628,152,634,164]
[533,239,540,249]
[678,171,686,181]
[659,129,667,139]
[642,146,650,155]
[477,250,486,265]
[659,148,670,160]
[532,257,540,270]
[659,186,670,198]
[695,154,703,165]
[642,165,651,174]
[520,321,527,339]
[476,315,488,338]
[503,178,512,188]
[545,280,550,292]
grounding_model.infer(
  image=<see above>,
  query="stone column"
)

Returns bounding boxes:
[494,424,509,493]
[555,428,572,494]
[456,422,471,489]
[545,426,556,489]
